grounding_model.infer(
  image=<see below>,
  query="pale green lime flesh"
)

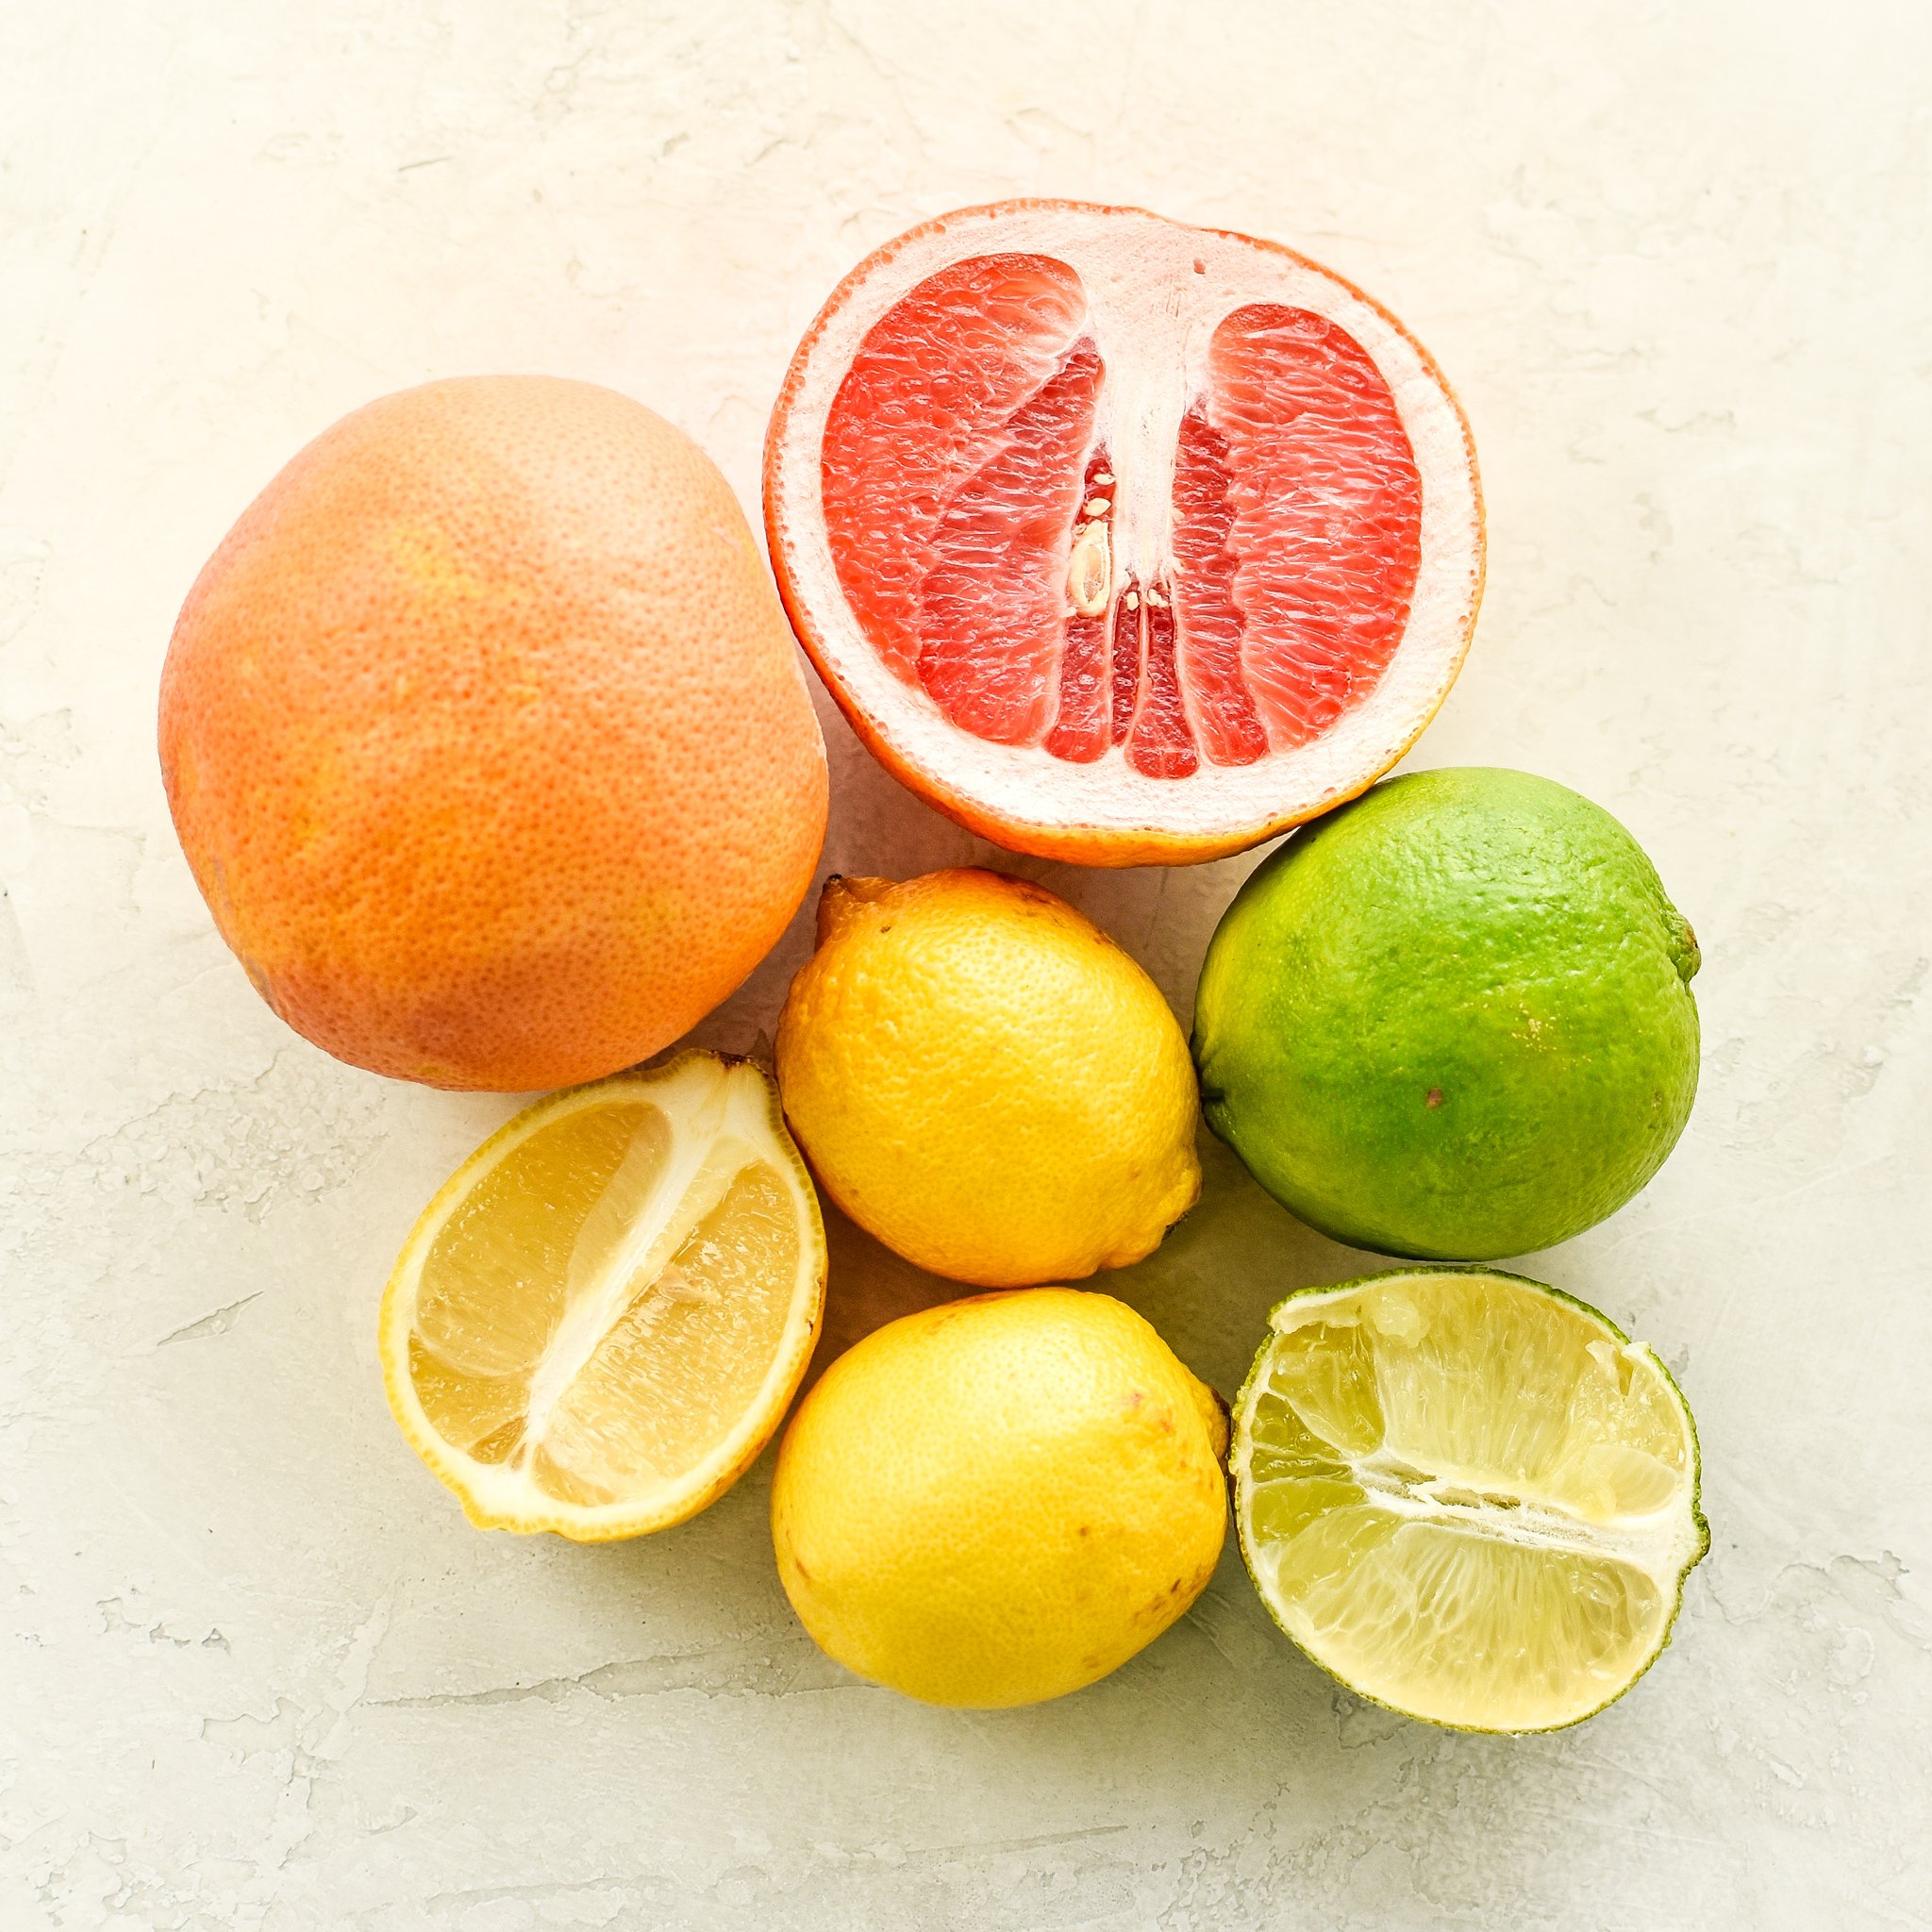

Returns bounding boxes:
[1232,1267,1708,1733]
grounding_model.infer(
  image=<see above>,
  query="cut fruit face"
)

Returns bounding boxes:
[766,201,1484,865]
[1231,1268,1707,1732]
[379,1053,825,1541]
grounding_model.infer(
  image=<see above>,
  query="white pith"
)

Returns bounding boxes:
[769,202,1484,845]
[1231,1272,1706,1728]
[380,1054,824,1536]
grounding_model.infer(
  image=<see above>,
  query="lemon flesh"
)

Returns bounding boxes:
[381,1053,824,1540]
[1232,1268,1707,1731]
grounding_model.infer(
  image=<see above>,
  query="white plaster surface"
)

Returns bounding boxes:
[3,3,1929,1925]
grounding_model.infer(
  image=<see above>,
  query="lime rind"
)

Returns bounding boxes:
[1191,768,1704,1262]
[1230,1264,1708,1734]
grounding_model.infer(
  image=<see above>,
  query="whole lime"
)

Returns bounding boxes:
[1192,768,1701,1259]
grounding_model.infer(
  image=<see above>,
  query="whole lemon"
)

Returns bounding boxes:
[771,1289,1228,1707]
[774,869,1201,1287]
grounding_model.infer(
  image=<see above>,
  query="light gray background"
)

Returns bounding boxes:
[4,3,1928,1926]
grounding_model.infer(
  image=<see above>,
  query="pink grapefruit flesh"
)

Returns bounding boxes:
[767,202,1483,865]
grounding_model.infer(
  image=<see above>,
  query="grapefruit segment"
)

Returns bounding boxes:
[1108,579,1141,747]
[1171,410,1271,769]
[1204,305,1424,748]
[769,201,1483,865]
[1128,585,1198,779]
[822,253,1089,683]
[914,335,1103,742]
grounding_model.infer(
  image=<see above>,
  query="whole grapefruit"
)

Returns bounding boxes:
[159,376,827,1091]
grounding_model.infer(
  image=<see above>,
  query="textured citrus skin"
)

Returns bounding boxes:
[771,1289,1228,1707]
[774,868,1201,1286]
[158,376,828,1091]
[1193,768,1701,1258]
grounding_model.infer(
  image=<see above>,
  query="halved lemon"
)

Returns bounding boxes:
[1231,1268,1708,1731]
[379,1052,825,1541]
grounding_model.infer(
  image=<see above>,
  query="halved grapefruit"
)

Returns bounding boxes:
[765,201,1484,866]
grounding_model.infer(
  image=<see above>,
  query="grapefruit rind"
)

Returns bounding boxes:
[766,201,1485,865]
[1230,1266,1708,1733]
[161,376,830,1092]
[378,1052,826,1541]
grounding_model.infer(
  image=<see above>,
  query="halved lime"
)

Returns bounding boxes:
[1231,1268,1707,1731]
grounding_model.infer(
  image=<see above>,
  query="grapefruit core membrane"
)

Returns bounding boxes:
[765,202,1484,865]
